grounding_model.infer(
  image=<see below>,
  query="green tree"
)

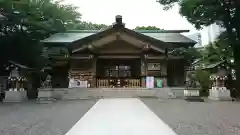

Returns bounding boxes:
[157,0,240,94]
[134,26,163,30]
[71,21,109,30]
[201,32,233,65]
[0,0,81,69]
[171,47,201,68]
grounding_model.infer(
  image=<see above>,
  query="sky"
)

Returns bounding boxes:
[63,0,211,45]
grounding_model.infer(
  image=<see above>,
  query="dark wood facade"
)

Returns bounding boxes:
[67,53,185,88]
[42,16,195,88]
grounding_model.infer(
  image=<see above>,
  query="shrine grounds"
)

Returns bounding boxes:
[0,98,240,135]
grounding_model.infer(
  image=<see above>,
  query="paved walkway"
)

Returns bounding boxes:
[66,98,177,135]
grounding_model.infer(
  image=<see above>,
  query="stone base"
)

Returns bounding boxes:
[208,87,231,101]
[185,96,204,102]
[37,88,56,104]
[184,89,200,97]
[184,89,203,102]
[36,97,56,104]
[4,91,27,102]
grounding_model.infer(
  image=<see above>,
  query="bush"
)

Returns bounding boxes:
[194,70,211,97]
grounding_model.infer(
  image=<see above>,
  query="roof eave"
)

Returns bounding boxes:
[134,30,190,33]
[41,41,70,46]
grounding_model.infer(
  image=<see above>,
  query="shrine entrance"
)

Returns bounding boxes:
[96,59,141,88]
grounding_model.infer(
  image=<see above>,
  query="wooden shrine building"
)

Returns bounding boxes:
[41,15,196,88]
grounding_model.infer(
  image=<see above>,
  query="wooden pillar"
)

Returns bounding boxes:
[91,56,97,88]
[140,54,148,87]
[164,48,168,87]
[16,81,20,90]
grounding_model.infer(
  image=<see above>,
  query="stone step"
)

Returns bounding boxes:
[38,88,183,101]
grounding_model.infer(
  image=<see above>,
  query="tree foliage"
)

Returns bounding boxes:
[157,0,240,93]
[72,21,109,30]
[134,26,163,30]
[0,0,109,71]
[171,47,201,65]
[157,0,239,49]
[0,0,82,68]
[201,32,233,65]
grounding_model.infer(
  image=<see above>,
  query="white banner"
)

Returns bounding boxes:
[146,76,154,88]
[68,78,88,88]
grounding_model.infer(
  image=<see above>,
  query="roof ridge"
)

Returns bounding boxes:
[134,30,190,33]
[67,30,100,33]
[67,29,190,33]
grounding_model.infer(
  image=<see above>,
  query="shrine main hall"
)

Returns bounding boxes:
[41,15,196,88]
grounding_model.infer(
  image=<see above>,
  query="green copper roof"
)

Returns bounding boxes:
[41,29,196,44]
[201,61,225,70]
[141,32,195,43]
[41,33,94,43]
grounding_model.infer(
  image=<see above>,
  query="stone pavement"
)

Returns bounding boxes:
[0,100,96,135]
[0,99,240,135]
[142,99,240,135]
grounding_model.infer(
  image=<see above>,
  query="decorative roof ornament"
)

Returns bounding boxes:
[113,15,125,27]
[88,44,93,49]
[89,54,94,59]
[142,44,150,51]
[144,54,148,58]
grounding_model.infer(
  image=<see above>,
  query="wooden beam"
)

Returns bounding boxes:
[98,55,140,59]
[72,45,88,53]
[147,56,184,59]
[70,55,94,59]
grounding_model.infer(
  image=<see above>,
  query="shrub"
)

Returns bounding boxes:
[194,70,211,97]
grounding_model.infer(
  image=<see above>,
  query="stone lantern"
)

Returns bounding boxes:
[208,68,231,100]
[3,61,30,102]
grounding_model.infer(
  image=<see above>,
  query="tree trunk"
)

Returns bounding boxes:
[233,44,240,97]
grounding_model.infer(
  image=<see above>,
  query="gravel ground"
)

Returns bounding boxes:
[0,100,96,135]
[142,98,240,135]
[1,98,240,135]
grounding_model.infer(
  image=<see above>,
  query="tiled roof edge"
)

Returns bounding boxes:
[67,29,190,33]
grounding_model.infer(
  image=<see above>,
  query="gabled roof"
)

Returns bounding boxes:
[41,29,196,45]
[8,61,33,70]
[201,61,225,70]
[41,15,196,53]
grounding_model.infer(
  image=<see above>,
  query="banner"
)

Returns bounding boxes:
[156,79,163,88]
[68,78,88,88]
[146,76,154,88]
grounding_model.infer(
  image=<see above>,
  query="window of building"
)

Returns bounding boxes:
[148,63,160,71]
[104,65,131,77]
